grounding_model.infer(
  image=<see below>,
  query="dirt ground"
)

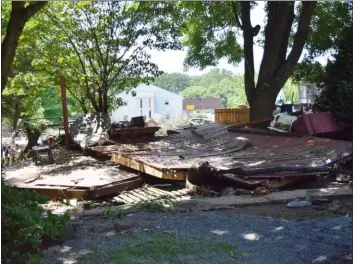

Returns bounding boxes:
[228,197,352,219]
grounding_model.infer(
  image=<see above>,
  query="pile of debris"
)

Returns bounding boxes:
[269,103,349,140]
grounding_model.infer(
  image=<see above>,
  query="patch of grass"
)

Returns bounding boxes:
[77,233,246,264]
[278,214,288,222]
[310,146,329,155]
[103,197,179,218]
[103,207,126,218]
[317,204,339,217]
[341,226,349,232]
[135,197,179,213]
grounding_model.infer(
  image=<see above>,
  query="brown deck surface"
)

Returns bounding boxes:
[89,123,352,180]
[3,148,144,199]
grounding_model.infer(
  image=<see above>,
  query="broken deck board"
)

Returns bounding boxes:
[110,126,160,137]
[3,154,145,200]
[112,186,192,204]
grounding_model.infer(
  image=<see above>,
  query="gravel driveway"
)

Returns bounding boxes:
[42,210,352,264]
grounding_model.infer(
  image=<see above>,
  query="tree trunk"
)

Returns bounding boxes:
[249,88,278,121]
[1,1,47,93]
[12,102,20,131]
[239,1,317,121]
[24,126,41,154]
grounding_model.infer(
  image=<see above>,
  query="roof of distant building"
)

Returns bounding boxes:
[183,98,222,110]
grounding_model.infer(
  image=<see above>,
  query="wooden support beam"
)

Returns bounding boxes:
[87,177,144,199]
[111,153,186,181]
[15,185,87,200]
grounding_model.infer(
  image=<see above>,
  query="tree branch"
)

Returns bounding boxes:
[1,1,47,92]
[240,2,255,103]
[231,2,243,30]
[257,2,294,90]
[270,1,317,90]
[25,1,48,19]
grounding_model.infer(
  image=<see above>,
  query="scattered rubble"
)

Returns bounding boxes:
[2,110,352,207]
[69,112,112,150]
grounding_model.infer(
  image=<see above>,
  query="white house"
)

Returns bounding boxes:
[111,84,183,123]
[297,81,319,104]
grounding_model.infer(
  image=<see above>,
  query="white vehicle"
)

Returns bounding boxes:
[189,118,213,126]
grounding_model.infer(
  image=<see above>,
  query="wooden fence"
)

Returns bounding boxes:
[215,108,250,125]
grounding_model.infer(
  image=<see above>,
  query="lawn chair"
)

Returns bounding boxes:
[32,144,54,165]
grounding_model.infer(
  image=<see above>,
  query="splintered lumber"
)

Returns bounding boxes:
[147,186,176,197]
[87,177,144,199]
[219,166,353,176]
[128,190,150,201]
[187,162,352,191]
[135,188,159,199]
[117,193,136,204]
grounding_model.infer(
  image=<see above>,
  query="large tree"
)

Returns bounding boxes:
[152,72,191,93]
[35,1,181,114]
[180,1,317,120]
[293,1,353,85]
[1,1,47,92]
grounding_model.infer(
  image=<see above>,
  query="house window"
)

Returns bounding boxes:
[149,110,151,118]
[140,99,143,108]
[166,114,170,120]
[149,98,151,108]
[165,100,169,105]
[123,115,128,121]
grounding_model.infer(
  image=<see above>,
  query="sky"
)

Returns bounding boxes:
[148,2,327,76]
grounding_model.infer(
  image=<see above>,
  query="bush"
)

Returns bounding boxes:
[1,178,70,263]
[314,27,353,124]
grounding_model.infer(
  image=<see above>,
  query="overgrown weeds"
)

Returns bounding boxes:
[135,196,180,213]
[1,178,70,264]
[104,196,180,219]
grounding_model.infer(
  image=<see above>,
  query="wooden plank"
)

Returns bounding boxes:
[110,127,160,136]
[117,193,137,204]
[123,192,143,203]
[87,177,144,199]
[171,189,190,196]
[14,185,87,200]
[135,188,160,200]
[128,190,151,201]
[147,186,177,197]
[111,153,186,180]
[177,188,192,196]
[170,190,183,197]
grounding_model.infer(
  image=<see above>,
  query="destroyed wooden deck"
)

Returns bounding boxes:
[89,123,352,180]
[2,153,144,200]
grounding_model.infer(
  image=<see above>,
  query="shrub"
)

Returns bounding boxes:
[1,178,70,263]
[314,26,353,124]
